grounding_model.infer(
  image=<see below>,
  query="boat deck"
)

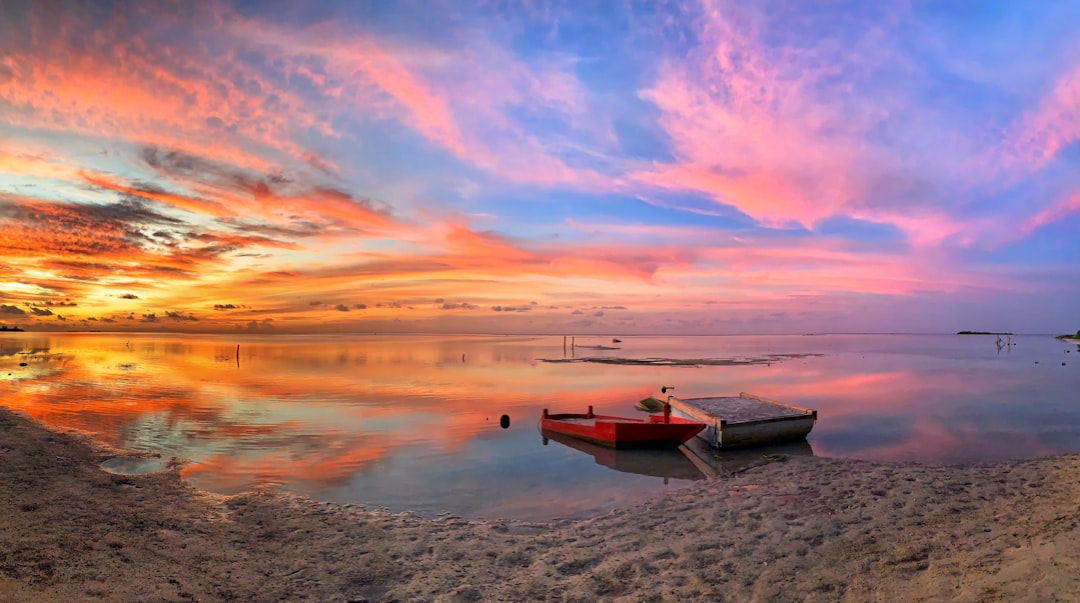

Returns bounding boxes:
[667,392,816,449]
[677,396,809,423]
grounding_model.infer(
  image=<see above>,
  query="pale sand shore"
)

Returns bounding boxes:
[3,406,1080,602]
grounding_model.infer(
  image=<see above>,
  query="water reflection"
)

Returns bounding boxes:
[686,438,816,475]
[540,429,705,481]
[2,333,1080,519]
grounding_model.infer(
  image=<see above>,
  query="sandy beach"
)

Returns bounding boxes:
[2,406,1080,602]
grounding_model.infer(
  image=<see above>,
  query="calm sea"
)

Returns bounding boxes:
[2,333,1078,521]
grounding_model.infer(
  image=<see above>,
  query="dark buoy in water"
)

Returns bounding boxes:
[19,362,27,367]
[499,414,510,429]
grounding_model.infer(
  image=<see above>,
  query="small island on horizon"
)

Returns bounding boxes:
[957,330,1014,335]
[0,325,25,332]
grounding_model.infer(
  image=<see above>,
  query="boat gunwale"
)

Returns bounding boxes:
[541,413,704,426]
[539,428,697,449]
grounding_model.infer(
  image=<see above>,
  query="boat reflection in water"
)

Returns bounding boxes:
[682,437,815,476]
[543,426,816,483]
[541,429,707,482]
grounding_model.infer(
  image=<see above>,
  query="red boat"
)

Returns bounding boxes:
[539,404,705,448]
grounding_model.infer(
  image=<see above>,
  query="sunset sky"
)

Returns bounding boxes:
[1,0,1078,335]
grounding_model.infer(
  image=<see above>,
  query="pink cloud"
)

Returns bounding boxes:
[2,2,616,200]
[627,3,999,251]
[1024,192,1080,234]
[631,6,865,228]
[1003,63,1080,172]
[225,16,611,189]
[326,37,468,157]
[221,17,470,158]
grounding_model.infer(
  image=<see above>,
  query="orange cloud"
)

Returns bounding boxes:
[80,171,232,219]
[0,5,327,173]
[0,149,88,183]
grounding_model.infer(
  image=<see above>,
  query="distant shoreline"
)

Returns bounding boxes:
[2,329,1074,337]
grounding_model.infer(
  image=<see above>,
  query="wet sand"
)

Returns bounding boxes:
[2,405,1080,602]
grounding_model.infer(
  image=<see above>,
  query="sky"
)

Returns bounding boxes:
[0,0,1078,335]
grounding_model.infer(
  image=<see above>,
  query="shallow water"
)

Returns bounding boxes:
[2,332,1078,520]
[100,456,169,475]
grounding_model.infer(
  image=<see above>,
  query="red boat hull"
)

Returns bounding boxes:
[540,406,705,449]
